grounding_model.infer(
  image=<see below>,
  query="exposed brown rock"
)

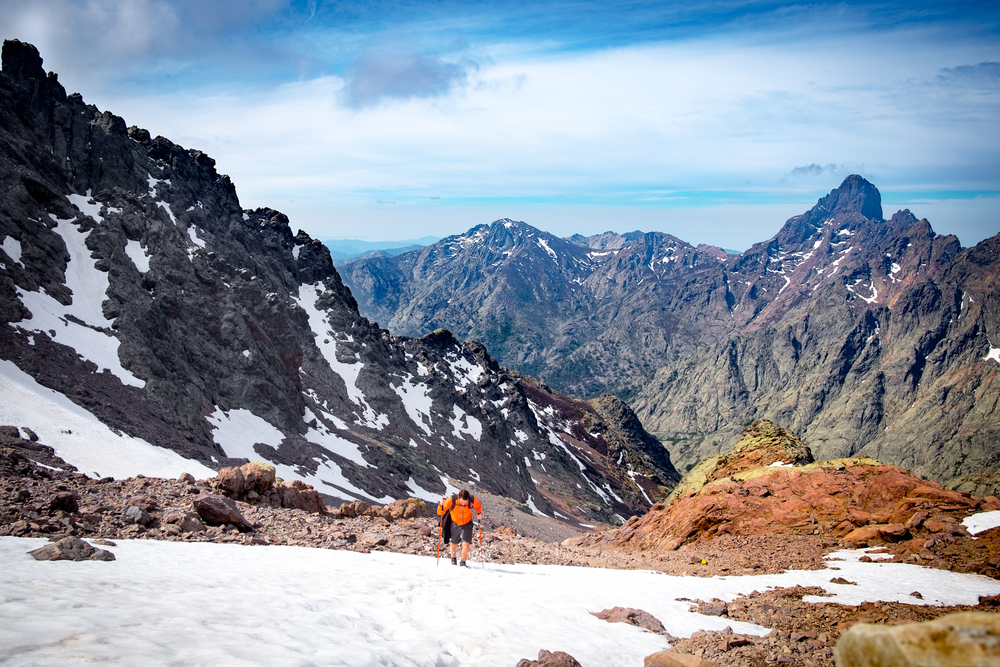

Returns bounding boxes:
[208,463,326,514]
[334,501,370,518]
[161,510,206,533]
[192,493,253,531]
[592,606,667,633]
[834,611,1000,667]
[276,480,324,513]
[48,492,79,513]
[515,649,582,667]
[575,420,997,553]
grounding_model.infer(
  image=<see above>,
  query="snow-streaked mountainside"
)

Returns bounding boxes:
[4,535,1000,666]
[0,40,679,526]
[341,180,1000,496]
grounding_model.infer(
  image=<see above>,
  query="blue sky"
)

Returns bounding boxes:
[2,1,998,249]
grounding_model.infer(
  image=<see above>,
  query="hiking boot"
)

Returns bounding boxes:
[460,561,467,567]
[451,557,457,565]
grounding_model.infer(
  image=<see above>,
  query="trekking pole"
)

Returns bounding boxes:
[478,515,484,568]
[436,514,443,566]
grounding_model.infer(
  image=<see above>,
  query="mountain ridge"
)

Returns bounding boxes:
[341,180,1000,495]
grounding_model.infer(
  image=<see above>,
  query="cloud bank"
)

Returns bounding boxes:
[0,0,997,247]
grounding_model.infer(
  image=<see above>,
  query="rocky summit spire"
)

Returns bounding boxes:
[2,39,46,82]
[819,174,883,221]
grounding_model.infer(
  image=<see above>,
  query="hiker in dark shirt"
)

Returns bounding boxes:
[437,489,483,566]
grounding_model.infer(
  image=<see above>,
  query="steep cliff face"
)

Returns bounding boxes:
[342,176,999,493]
[0,40,678,525]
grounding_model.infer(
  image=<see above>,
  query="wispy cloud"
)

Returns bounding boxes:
[341,44,477,108]
[936,61,1000,86]
[789,164,838,177]
[781,164,846,183]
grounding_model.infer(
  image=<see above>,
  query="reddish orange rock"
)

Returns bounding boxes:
[586,420,986,552]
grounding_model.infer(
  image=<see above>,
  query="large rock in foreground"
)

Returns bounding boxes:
[28,536,115,561]
[834,611,1000,667]
[192,494,253,531]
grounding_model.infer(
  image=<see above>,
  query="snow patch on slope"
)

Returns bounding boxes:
[392,373,434,435]
[537,238,558,263]
[124,240,149,273]
[15,215,144,387]
[962,510,1000,535]
[0,360,211,479]
[207,408,389,503]
[2,236,23,266]
[187,226,206,249]
[66,191,104,224]
[294,283,388,430]
[985,346,1000,365]
[450,405,482,441]
[446,353,485,387]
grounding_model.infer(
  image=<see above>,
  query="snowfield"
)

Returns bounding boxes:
[2,537,999,667]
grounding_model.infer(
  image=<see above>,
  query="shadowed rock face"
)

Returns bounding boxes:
[342,174,1000,495]
[0,40,678,527]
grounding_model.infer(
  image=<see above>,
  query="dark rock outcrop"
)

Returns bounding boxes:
[28,535,115,561]
[592,606,667,633]
[192,493,253,531]
[121,505,152,526]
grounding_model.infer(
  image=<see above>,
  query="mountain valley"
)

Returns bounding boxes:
[0,40,678,528]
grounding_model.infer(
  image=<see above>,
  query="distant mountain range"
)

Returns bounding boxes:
[0,40,680,526]
[321,237,440,265]
[340,178,1000,495]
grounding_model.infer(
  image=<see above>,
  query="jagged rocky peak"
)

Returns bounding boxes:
[764,174,884,250]
[820,174,884,221]
[2,39,46,81]
[565,230,645,250]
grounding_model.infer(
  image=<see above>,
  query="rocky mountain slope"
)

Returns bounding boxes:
[341,181,1000,495]
[632,178,1000,493]
[340,218,733,399]
[574,420,1000,579]
[0,40,679,526]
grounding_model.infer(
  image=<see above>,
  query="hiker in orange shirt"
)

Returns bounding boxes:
[437,489,483,566]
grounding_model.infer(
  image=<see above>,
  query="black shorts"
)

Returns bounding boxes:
[450,521,474,544]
